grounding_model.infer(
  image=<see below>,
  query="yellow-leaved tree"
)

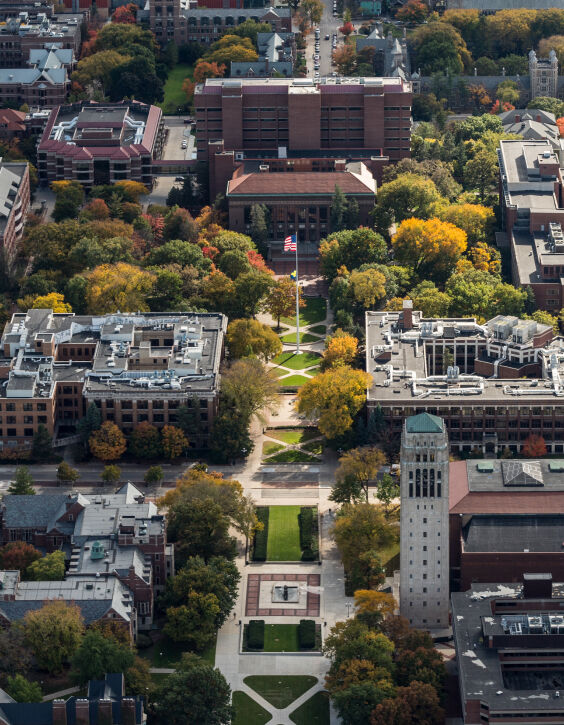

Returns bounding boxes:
[85,262,155,314]
[296,366,371,439]
[321,329,358,370]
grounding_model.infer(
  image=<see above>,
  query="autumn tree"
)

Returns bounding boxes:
[370,681,445,725]
[349,269,387,309]
[7,466,35,495]
[161,425,188,459]
[89,421,127,461]
[72,50,130,91]
[265,277,305,330]
[396,0,429,22]
[320,228,387,282]
[331,447,386,503]
[322,329,358,370]
[297,367,371,439]
[439,203,494,247]
[56,461,80,487]
[221,358,279,422]
[129,422,162,459]
[0,541,41,572]
[27,550,65,581]
[23,292,71,312]
[522,434,547,458]
[354,590,396,621]
[333,44,357,75]
[226,318,281,361]
[145,465,164,486]
[112,2,136,23]
[392,218,467,283]
[23,600,85,673]
[193,60,226,83]
[85,262,155,314]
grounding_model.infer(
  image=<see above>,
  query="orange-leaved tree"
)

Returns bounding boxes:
[89,422,127,461]
[522,434,547,458]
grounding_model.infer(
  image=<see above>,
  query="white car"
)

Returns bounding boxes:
[313,54,320,60]
[181,140,187,149]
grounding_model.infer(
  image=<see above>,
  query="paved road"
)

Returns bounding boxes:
[305,0,342,77]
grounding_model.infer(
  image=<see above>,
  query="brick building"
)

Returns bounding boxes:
[0,309,226,452]
[0,673,146,725]
[0,108,26,140]
[37,101,165,188]
[365,303,564,455]
[453,575,564,724]
[226,160,376,243]
[0,482,175,630]
[0,161,29,267]
[499,138,564,311]
[0,12,82,67]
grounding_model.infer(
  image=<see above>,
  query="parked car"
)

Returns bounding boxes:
[175,176,184,182]
[181,140,187,149]
[324,33,330,40]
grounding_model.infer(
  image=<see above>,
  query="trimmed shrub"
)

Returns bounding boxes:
[299,506,319,561]
[301,548,316,561]
[247,619,265,649]
[298,619,316,649]
[135,633,153,649]
[252,507,269,561]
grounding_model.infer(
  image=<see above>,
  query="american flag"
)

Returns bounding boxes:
[284,234,297,252]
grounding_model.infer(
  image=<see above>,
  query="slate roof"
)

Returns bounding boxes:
[405,412,444,434]
[2,494,68,528]
[227,170,376,195]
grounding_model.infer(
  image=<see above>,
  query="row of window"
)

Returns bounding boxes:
[0,402,47,411]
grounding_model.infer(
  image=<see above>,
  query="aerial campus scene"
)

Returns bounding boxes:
[2,0,564,723]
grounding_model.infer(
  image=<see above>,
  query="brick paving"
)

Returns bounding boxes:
[245,573,321,617]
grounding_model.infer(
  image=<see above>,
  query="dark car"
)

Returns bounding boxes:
[183,118,192,124]
[324,33,330,40]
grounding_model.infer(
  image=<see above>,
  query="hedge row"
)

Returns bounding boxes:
[252,507,269,561]
[298,619,316,649]
[247,619,265,649]
[299,506,319,561]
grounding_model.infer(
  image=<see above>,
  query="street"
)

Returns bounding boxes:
[305,0,342,77]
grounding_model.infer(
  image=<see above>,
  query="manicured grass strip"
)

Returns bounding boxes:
[159,63,194,114]
[141,635,216,667]
[272,351,321,369]
[244,676,318,709]
[262,441,285,457]
[278,374,311,387]
[266,450,319,463]
[266,505,302,561]
[281,298,326,326]
[290,690,330,725]
[232,691,272,725]
[281,332,320,344]
[307,325,327,335]
[266,428,319,445]
[301,439,324,455]
[264,624,300,652]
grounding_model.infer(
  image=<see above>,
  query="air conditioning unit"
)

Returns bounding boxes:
[235,152,244,160]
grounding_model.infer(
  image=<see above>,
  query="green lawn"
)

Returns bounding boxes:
[272,352,321,370]
[266,505,302,561]
[266,449,319,463]
[264,624,300,652]
[307,325,327,335]
[232,691,272,725]
[281,332,320,344]
[266,428,319,445]
[244,676,318,709]
[281,298,326,326]
[141,635,216,668]
[301,439,324,455]
[262,441,285,456]
[159,63,194,114]
[278,374,311,387]
[290,691,330,725]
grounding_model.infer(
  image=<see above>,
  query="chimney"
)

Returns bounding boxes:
[536,114,541,122]
[334,159,346,172]
[52,699,67,725]
[98,699,113,725]
[258,164,269,173]
[121,697,137,725]
[514,113,520,122]
[402,299,413,330]
[75,699,90,725]
[523,572,552,599]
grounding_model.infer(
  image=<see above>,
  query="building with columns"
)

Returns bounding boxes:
[399,412,450,630]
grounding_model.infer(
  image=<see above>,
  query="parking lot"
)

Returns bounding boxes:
[162,119,193,161]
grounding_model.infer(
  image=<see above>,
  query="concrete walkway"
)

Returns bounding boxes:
[42,686,80,702]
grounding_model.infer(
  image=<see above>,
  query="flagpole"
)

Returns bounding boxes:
[295,234,300,355]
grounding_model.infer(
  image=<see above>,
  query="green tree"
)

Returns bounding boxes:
[233,493,262,558]
[152,654,233,725]
[395,646,446,692]
[145,465,164,486]
[71,630,135,685]
[209,402,254,464]
[345,197,360,228]
[167,497,237,566]
[376,473,399,514]
[56,461,79,487]
[4,674,42,703]
[27,550,65,581]
[164,592,221,648]
[101,464,121,485]
[0,628,32,681]
[221,358,279,422]
[331,185,348,233]
[226,318,282,361]
[372,174,445,235]
[410,281,452,317]
[129,422,162,459]
[331,447,387,503]
[52,181,85,222]
[233,269,273,318]
[249,203,269,251]
[218,249,251,280]
[265,277,305,329]
[31,424,52,460]
[411,21,472,75]
[320,228,387,282]
[464,148,497,202]
[527,95,564,117]
[23,600,85,673]
[7,466,35,495]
